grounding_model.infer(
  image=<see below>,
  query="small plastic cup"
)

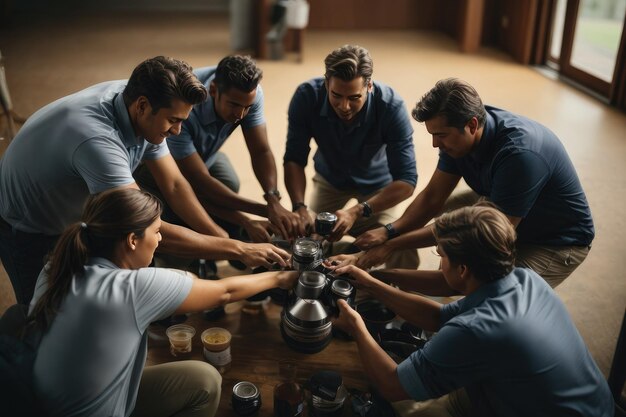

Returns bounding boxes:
[202,327,232,373]
[166,324,195,357]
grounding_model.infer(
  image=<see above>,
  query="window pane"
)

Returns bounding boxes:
[571,0,626,82]
[550,0,568,60]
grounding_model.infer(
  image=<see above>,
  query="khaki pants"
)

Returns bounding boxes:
[441,189,590,288]
[309,173,419,269]
[393,389,475,417]
[131,360,222,417]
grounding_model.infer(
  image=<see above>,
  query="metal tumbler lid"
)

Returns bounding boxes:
[233,381,259,399]
[293,237,320,257]
[295,271,327,299]
[330,279,353,298]
[316,212,338,224]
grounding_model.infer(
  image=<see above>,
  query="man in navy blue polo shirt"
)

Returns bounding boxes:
[283,45,419,269]
[355,78,594,287]
[332,205,613,417]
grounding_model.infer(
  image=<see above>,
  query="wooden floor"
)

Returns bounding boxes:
[0,9,625,406]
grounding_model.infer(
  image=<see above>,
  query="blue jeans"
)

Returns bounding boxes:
[0,216,58,304]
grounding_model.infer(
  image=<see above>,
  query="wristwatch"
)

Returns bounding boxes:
[360,201,373,218]
[384,223,399,240]
[292,202,308,212]
[263,189,282,201]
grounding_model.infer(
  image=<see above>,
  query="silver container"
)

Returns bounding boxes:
[315,212,337,236]
[295,271,327,300]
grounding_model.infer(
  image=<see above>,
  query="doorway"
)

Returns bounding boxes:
[548,0,626,98]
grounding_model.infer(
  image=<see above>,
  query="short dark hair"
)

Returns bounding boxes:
[213,55,263,94]
[412,78,486,130]
[324,45,373,85]
[434,203,516,282]
[123,56,207,113]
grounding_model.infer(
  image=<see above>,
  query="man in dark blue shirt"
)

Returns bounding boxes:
[283,45,418,269]
[355,78,594,286]
[332,205,613,417]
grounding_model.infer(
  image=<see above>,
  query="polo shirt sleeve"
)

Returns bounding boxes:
[167,120,200,160]
[490,150,550,218]
[241,85,266,130]
[284,84,313,167]
[436,151,462,176]
[72,136,136,194]
[397,321,488,401]
[384,101,417,187]
[141,141,170,161]
[132,267,193,329]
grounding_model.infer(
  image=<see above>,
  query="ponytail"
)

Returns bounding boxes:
[28,188,162,332]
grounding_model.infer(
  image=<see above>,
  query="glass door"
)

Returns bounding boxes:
[549,0,625,97]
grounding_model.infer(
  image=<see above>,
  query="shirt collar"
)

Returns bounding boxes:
[469,111,495,163]
[113,93,142,148]
[455,271,519,313]
[86,257,120,270]
[199,96,219,126]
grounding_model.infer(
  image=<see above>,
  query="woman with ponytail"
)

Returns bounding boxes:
[28,188,297,417]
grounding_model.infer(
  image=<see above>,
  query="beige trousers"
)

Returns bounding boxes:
[131,360,222,417]
[441,189,590,288]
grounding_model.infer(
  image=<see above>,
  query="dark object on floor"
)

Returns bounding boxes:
[0,304,47,416]
[228,259,248,271]
[356,300,396,342]
[608,309,626,413]
[350,388,396,417]
[153,314,188,327]
[203,307,226,321]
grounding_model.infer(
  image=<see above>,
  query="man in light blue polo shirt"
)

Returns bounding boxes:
[332,205,613,417]
[284,45,418,269]
[135,55,301,242]
[0,56,289,304]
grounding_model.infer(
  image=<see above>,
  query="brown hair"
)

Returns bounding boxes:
[412,78,486,130]
[434,203,516,282]
[123,56,207,113]
[214,55,263,94]
[324,45,373,85]
[29,188,162,331]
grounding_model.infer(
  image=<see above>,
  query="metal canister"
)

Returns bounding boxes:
[315,212,337,236]
[330,279,355,315]
[232,381,262,416]
[292,237,322,271]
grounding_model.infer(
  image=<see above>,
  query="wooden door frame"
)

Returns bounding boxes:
[558,0,616,97]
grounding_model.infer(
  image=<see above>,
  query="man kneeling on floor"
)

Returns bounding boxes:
[331,203,613,417]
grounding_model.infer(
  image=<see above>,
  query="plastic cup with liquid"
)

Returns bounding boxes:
[165,324,195,357]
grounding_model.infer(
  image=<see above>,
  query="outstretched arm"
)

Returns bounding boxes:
[329,180,414,242]
[244,124,301,241]
[175,270,299,314]
[334,265,443,332]
[157,220,289,269]
[145,155,227,237]
[284,161,314,236]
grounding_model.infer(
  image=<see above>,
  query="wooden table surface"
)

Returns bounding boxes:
[146,300,368,416]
